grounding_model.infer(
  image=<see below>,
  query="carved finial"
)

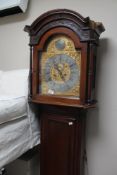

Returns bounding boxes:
[90,20,105,34]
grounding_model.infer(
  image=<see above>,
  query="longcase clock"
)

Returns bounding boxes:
[24,9,105,175]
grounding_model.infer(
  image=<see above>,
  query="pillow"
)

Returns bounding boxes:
[0,69,29,97]
[0,95,27,124]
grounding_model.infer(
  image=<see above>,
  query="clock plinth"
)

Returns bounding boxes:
[25,9,105,175]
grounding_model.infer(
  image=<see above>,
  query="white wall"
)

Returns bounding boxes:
[0,0,117,175]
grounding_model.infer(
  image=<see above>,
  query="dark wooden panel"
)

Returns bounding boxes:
[41,114,75,175]
[40,107,86,175]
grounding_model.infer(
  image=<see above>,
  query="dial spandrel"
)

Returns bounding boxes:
[39,35,81,98]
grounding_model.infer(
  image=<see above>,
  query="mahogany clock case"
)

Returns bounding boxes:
[24,9,105,108]
[24,9,105,175]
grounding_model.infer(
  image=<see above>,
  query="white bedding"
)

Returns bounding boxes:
[0,112,40,169]
[0,95,27,125]
[0,69,40,168]
[0,69,28,97]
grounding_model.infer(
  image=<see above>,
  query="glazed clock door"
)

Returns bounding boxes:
[32,27,88,107]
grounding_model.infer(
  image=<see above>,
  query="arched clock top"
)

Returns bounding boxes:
[24,9,105,45]
[34,27,84,51]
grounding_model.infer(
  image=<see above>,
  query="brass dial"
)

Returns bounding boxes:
[39,35,81,97]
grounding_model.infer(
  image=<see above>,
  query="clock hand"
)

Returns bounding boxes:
[54,64,65,81]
